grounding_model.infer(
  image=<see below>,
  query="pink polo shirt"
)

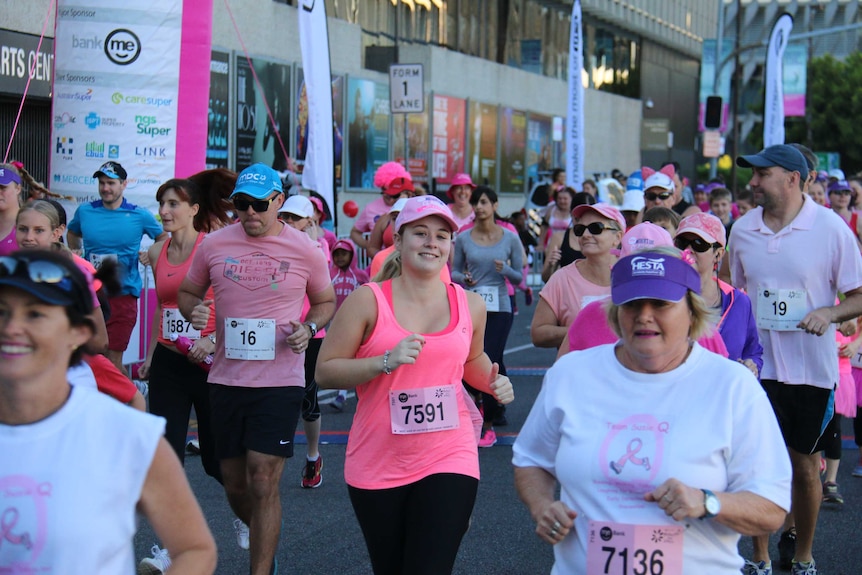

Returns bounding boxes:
[539,259,612,328]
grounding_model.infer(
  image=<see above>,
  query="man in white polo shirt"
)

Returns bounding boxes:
[730,144,862,575]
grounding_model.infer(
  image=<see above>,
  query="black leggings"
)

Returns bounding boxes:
[470,311,512,424]
[348,473,478,575]
[856,406,862,447]
[148,343,221,483]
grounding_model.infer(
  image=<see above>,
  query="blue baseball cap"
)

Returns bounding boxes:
[232,163,284,200]
[736,144,808,176]
[626,170,643,193]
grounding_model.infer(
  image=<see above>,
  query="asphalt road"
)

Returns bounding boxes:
[135,301,862,574]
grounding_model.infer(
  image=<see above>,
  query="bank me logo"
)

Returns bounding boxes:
[85,112,101,130]
[72,34,102,50]
[105,29,141,66]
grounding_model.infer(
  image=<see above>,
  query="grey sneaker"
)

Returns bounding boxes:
[790,559,817,575]
[742,560,772,575]
[138,544,171,575]
[234,517,250,550]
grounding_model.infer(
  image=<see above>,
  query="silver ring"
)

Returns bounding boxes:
[553,521,562,531]
[550,529,558,537]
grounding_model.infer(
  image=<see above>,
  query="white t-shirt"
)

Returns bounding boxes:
[66,363,97,389]
[513,344,791,575]
[729,195,862,388]
[0,386,164,572]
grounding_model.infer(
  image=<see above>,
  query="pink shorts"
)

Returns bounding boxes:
[106,295,138,352]
[837,371,857,418]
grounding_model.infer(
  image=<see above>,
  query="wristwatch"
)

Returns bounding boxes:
[208,334,216,345]
[304,321,318,338]
[701,489,721,519]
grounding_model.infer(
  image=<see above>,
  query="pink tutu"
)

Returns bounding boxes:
[839,370,859,416]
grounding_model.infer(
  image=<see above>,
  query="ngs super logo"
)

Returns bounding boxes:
[136,115,171,138]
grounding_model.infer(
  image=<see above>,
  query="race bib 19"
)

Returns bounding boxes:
[756,288,807,331]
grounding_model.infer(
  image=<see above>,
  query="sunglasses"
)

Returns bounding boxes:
[644,191,673,201]
[572,222,621,237]
[830,189,852,196]
[233,196,277,213]
[0,256,74,287]
[674,236,721,253]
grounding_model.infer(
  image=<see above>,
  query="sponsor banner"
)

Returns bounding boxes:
[295,70,344,188]
[764,13,793,147]
[52,0,187,209]
[698,39,733,132]
[347,77,390,190]
[175,0,212,176]
[526,113,552,184]
[783,43,807,117]
[500,107,526,194]
[298,0,335,214]
[566,0,584,188]
[235,56,291,173]
[468,100,498,189]
[431,94,466,184]
[393,95,430,184]
[206,50,230,169]
[0,29,54,98]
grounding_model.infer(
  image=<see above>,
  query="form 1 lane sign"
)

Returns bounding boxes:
[389,63,424,114]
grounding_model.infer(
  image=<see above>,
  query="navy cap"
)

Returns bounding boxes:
[736,145,808,176]
[93,161,127,180]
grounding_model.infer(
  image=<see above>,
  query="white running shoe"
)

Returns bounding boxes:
[138,544,171,575]
[234,517,250,550]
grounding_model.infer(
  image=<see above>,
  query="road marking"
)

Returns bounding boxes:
[504,343,534,355]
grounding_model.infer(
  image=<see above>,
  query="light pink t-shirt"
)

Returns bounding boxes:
[539,260,612,328]
[567,298,730,358]
[346,281,478,489]
[353,196,390,234]
[186,221,331,388]
[730,194,862,388]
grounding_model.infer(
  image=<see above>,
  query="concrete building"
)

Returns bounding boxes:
[1,0,715,225]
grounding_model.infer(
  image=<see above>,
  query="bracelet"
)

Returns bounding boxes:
[208,334,216,345]
[382,350,392,375]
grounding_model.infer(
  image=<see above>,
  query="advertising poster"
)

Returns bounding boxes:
[347,77,390,189]
[698,39,733,132]
[468,100,498,189]
[206,50,229,169]
[296,69,345,188]
[235,56,291,173]
[526,113,552,185]
[431,94,466,185]
[51,0,184,209]
[393,94,430,185]
[783,44,807,117]
[499,107,526,194]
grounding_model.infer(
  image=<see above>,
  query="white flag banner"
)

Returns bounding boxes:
[566,0,584,188]
[298,0,335,215]
[764,13,793,147]
[52,0,186,211]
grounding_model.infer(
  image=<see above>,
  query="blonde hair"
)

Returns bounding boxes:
[17,200,62,229]
[372,250,401,282]
[604,247,717,341]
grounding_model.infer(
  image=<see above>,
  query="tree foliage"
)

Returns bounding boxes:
[751,53,862,175]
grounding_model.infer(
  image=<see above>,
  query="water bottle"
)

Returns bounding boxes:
[169,333,213,372]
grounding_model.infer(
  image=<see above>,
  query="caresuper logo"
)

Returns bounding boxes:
[136,115,171,138]
[112,92,173,108]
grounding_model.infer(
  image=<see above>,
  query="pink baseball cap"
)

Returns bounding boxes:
[394,195,458,232]
[677,212,727,247]
[571,203,626,232]
[308,196,328,220]
[620,222,673,257]
[447,173,476,199]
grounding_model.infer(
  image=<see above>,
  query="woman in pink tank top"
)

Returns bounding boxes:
[317,196,514,575]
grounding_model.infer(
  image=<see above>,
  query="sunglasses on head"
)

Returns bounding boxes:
[644,191,673,201]
[572,222,621,237]
[674,236,720,253]
[0,256,74,287]
[233,196,277,213]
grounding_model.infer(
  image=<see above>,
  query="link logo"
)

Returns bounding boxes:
[105,29,141,65]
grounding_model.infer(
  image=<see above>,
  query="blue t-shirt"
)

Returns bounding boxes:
[68,199,162,297]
